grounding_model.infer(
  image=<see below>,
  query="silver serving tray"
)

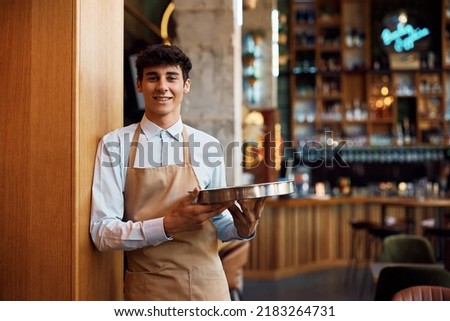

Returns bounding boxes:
[195,180,295,204]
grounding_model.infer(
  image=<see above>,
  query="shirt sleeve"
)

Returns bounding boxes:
[89,134,171,252]
[212,211,256,242]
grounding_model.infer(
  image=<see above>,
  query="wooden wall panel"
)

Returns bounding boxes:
[29,0,74,300]
[76,0,124,300]
[0,0,33,300]
[0,0,123,300]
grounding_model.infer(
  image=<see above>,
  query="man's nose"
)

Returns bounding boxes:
[156,80,168,92]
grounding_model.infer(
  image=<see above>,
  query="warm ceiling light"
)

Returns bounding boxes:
[384,97,392,106]
[398,12,408,24]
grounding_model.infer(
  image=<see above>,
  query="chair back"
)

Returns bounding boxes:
[392,285,450,301]
[374,266,450,300]
[219,241,250,291]
[379,234,436,263]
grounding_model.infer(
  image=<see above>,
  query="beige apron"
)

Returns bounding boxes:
[123,124,230,301]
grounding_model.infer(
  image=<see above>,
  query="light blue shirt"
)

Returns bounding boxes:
[90,115,249,251]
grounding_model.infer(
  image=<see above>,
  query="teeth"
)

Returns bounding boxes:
[155,97,170,101]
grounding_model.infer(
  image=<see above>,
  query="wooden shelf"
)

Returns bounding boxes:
[316,16,341,26]
[295,45,316,51]
[369,118,395,124]
[318,46,341,52]
[289,0,449,147]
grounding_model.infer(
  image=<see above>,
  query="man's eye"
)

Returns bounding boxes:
[168,76,177,81]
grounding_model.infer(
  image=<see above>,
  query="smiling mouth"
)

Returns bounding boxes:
[154,96,172,101]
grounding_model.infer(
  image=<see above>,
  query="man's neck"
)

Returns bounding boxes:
[144,113,180,129]
[145,114,180,129]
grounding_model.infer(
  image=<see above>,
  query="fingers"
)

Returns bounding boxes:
[254,197,268,214]
[230,197,267,220]
[181,187,227,220]
[189,201,230,222]
[202,203,229,215]
[228,202,242,217]
[186,187,200,202]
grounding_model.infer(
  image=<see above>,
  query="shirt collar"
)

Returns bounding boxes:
[140,115,183,141]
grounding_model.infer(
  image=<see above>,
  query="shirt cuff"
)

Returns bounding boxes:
[142,217,173,246]
[238,230,256,241]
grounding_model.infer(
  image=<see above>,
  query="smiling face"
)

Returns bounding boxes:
[137,64,191,128]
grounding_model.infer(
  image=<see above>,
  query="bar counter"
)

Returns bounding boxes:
[245,196,450,279]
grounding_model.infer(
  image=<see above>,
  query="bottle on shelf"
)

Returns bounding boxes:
[403,118,412,145]
[396,123,404,146]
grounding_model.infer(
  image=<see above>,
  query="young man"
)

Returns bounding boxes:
[90,44,267,300]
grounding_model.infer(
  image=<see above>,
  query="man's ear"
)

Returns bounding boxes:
[184,79,191,93]
[136,79,143,93]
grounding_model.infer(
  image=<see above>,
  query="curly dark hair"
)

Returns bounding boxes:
[134,44,192,82]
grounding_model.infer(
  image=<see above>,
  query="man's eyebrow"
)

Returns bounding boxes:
[143,70,180,76]
[144,71,158,76]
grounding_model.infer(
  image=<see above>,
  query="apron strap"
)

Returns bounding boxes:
[181,126,191,166]
[128,124,142,169]
[128,123,191,168]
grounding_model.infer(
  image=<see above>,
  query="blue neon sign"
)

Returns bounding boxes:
[381,23,430,53]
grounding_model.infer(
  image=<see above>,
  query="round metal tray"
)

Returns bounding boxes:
[195,180,295,204]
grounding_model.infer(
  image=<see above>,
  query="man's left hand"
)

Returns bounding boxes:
[227,197,268,238]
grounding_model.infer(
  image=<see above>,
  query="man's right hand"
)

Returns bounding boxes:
[162,187,232,237]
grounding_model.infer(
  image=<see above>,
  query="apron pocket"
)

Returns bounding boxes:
[124,269,190,301]
[189,269,231,301]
